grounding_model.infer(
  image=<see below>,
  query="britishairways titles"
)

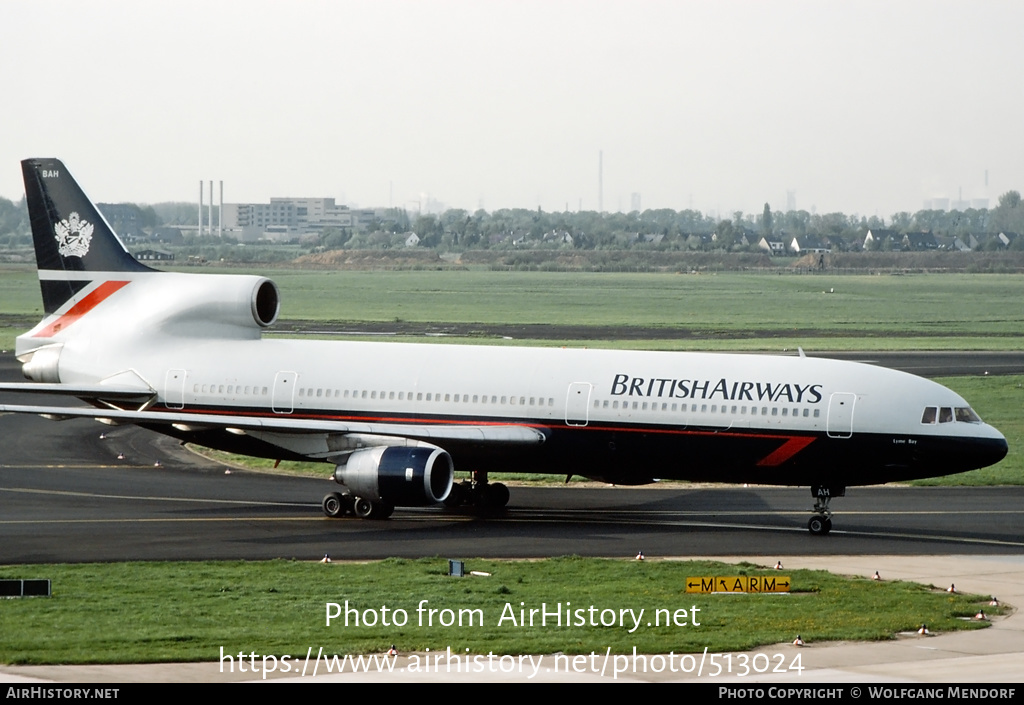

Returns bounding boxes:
[611,374,824,404]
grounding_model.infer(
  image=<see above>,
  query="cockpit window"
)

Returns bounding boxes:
[922,405,982,424]
[955,407,982,423]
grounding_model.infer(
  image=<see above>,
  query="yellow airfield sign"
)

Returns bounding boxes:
[685,576,791,593]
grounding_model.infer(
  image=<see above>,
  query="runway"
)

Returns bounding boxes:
[2,413,1022,564]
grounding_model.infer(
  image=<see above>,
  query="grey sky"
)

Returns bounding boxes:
[3,0,1022,219]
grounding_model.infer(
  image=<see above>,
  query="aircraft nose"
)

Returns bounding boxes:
[984,433,1009,466]
[938,429,1008,473]
[968,427,1009,469]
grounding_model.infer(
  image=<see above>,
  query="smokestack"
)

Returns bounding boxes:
[198,180,203,237]
[218,181,223,238]
[208,181,213,240]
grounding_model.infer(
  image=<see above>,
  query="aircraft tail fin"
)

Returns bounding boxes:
[21,158,154,314]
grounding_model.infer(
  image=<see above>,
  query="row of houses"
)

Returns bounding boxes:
[758,230,1020,256]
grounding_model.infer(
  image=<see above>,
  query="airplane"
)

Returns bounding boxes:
[0,158,1009,535]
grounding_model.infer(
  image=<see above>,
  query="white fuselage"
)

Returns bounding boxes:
[19,271,1006,487]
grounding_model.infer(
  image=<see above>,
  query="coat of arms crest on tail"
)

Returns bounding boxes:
[54,212,94,257]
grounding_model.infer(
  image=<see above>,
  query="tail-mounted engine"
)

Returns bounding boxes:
[21,344,63,383]
[154,275,280,334]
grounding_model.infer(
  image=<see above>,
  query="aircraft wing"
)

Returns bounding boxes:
[0,401,548,447]
[0,383,156,405]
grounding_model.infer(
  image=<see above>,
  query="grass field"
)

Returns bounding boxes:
[3,266,1024,350]
[0,557,1000,665]
[208,268,1024,341]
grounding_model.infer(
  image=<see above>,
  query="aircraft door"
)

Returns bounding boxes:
[565,382,592,426]
[272,371,298,414]
[827,392,856,438]
[164,369,186,409]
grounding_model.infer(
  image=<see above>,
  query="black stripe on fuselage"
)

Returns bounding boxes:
[141,403,1004,486]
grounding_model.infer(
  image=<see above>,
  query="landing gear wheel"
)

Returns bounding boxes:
[808,515,832,536]
[486,482,510,509]
[372,502,395,520]
[352,496,374,518]
[322,492,345,518]
[443,481,471,508]
[352,496,394,520]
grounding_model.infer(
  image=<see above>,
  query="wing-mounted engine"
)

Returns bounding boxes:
[334,446,454,509]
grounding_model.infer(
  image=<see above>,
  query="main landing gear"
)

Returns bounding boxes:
[807,485,844,536]
[321,492,394,520]
[320,469,510,520]
[443,469,510,511]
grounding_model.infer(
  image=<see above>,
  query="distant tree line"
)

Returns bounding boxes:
[1,190,1022,254]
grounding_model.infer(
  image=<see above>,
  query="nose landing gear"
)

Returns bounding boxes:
[808,485,844,536]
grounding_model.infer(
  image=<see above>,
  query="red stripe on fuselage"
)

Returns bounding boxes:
[32,280,130,337]
[756,435,816,466]
[146,404,819,454]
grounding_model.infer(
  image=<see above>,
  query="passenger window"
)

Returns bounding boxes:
[921,407,936,424]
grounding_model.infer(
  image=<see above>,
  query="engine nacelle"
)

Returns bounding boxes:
[21,343,63,382]
[154,274,280,335]
[334,446,454,506]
